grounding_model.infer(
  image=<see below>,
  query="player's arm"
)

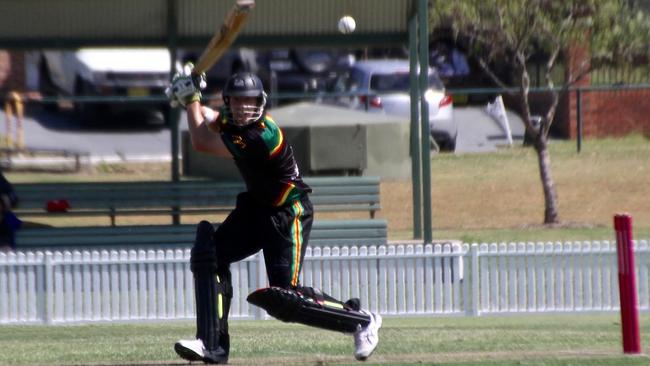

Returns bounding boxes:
[186,103,231,157]
[167,63,230,157]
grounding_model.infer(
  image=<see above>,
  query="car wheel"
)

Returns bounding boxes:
[431,133,456,152]
[439,136,457,152]
[74,77,96,123]
[440,138,456,152]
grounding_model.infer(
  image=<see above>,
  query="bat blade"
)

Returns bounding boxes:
[193,0,255,75]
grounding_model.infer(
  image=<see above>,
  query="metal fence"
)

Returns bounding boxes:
[1,240,648,324]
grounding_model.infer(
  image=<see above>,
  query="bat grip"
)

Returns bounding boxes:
[191,72,207,90]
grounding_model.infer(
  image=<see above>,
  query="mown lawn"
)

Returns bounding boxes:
[5,134,650,244]
[0,314,648,365]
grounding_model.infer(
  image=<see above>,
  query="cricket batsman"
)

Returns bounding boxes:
[167,63,382,364]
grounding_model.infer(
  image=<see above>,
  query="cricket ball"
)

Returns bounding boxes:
[338,15,356,34]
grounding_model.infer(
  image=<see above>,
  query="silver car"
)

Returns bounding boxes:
[328,59,456,150]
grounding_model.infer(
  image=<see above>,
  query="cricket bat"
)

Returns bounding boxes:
[193,0,255,75]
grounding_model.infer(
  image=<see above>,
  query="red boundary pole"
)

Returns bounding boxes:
[614,213,641,354]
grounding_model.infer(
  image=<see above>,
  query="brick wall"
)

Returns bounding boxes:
[509,43,650,139]
[562,44,649,139]
[573,88,650,138]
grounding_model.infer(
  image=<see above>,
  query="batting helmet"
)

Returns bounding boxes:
[222,72,267,125]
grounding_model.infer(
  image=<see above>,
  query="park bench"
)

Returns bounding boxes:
[13,176,381,226]
[14,219,388,249]
[0,147,89,172]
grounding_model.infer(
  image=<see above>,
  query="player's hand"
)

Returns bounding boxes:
[165,62,207,107]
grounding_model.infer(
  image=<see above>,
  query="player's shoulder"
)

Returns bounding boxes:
[258,113,285,156]
[260,113,280,130]
[257,113,282,136]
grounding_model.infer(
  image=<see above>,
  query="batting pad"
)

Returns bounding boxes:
[190,220,229,361]
[247,287,370,333]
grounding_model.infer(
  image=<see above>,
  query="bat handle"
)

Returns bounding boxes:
[190,72,207,90]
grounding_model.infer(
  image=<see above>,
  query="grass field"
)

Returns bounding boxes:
[6,134,650,243]
[0,314,648,365]
[2,136,649,365]
[382,134,650,242]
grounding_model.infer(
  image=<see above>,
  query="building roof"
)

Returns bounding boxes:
[0,0,412,49]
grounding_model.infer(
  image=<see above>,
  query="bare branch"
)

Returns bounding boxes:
[566,58,592,85]
[476,58,511,92]
[517,67,537,141]
[542,91,560,137]
[516,53,540,137]
[545,41,561,75]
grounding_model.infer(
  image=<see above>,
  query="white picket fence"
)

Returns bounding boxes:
[1,240,648,324]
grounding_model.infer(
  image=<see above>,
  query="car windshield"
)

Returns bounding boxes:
[369,72,443,92]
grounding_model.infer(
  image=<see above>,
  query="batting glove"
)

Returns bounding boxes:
[166,62,207,107]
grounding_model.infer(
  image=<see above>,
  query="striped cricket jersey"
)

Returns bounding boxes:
[209,106,311,207]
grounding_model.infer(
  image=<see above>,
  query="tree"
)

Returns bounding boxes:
[430,0,650,224]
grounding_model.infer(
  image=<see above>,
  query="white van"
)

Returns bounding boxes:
[38,48,174,117]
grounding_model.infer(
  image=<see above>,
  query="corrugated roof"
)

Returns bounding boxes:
[0,0,412,48]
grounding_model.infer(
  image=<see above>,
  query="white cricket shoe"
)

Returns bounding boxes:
[174,339,205,362]
[174,338,229,364]
[353,310,382,361]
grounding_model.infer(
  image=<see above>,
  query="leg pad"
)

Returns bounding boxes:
[191,220,229,361]
[247,287,370,333]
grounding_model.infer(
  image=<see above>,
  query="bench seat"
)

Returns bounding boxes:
[15,219,388,250]
[14,176,381,225]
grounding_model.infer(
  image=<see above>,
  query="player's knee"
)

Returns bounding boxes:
[190,220,217,273]
[195,220,215,245]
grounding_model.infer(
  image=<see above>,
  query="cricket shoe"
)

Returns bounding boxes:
[353,310,382,361]
[174,339,228,364]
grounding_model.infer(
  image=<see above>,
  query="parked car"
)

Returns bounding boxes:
[256,48,355,106]
[326,59,456,150]
[38,48,175,119]
[179,47,355,107]
[179,47,258,103]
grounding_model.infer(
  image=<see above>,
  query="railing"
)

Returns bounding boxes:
[1,240,648,324]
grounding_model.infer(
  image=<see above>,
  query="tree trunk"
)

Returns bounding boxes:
[534,134,559,224]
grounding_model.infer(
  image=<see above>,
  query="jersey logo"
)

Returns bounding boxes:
[232,135,246,149]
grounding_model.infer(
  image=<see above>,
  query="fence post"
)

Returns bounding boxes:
[614,214,641,354]
[43,252,53,324]
[469,244,480,316]
[254,253,266,320]
[576,88,582,153]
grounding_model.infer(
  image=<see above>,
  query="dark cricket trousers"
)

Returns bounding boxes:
[207,192,363,356]
[205,192,313,356]
[213,191,313,290]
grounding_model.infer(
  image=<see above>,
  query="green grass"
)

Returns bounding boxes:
[420,134,650,242]
[392,226,650,244]
[1,314,649,365]
[3,137,650,365]
[5,134,650,243]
